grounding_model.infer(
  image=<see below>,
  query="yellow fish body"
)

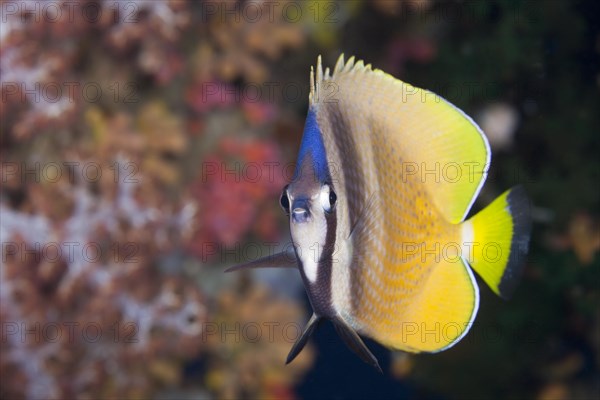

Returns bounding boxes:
[227,55,531,370]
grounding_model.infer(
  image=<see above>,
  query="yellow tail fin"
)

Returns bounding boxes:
[462,186,532,299]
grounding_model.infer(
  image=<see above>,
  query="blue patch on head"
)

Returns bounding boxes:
[295,108,330,182]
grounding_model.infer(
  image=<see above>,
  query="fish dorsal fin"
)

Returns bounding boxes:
[311,54,490,223]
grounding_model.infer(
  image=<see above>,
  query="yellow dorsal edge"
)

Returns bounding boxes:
[309,54,491,223]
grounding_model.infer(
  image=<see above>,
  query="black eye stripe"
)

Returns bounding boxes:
[280,185,290,214]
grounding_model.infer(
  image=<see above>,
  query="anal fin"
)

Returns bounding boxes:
[332,317,382,373]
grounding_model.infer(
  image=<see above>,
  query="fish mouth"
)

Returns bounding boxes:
[291,199,310,223]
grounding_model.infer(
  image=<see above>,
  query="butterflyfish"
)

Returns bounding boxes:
[226,55,531,372]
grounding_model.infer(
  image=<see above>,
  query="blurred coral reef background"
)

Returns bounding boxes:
[0,1,598,399]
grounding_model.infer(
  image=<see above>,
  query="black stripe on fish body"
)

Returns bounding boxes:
[296,189,338,317]
[319,103,369,317]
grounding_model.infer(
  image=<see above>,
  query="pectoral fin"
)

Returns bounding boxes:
[224,248,297,272]
[332,317,382,373]
[348,191,382,241]
[286,313,321,365]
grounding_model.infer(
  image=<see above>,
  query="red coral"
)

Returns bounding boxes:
[188,136,286,258]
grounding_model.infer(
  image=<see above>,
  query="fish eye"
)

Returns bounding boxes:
[280,185,290,214]
[320,184,336,213]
